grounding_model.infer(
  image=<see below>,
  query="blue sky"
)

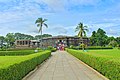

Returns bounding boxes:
[0,0,120,37]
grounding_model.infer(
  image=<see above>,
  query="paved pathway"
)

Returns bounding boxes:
[24,51,108,80]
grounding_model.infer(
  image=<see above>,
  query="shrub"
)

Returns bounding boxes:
[70,45,74,49]
[66,49,120,80]
[118,47,120,49]
[0,51,51,80]
[47,46,57,52]
[0,50,37,56]
[71,46,113,50]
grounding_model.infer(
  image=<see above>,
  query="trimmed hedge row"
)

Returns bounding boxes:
[47,46,57,52]
[0,48,36,51]
[51,48,57,52]
[0,51,51,80]
[0,50,43,56]
[71,46,113,50]
[66,49,120,80]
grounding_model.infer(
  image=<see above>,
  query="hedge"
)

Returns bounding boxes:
[66,49,120,80]
[71,46,113,50]
[47,46,57,52]
[0,51,51,80]
[0,50,43,56]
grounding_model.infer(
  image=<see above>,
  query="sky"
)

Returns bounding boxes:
[0,0,120,37]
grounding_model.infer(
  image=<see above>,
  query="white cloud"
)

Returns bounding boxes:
[33,0,101,12]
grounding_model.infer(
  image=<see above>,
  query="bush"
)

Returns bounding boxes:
[118,47,120,49]
[51,48,57,52]
[71,46,113,50]
[66,49,120,80]
[47,46,57,52]
[0,51,51,80]
[0,50,38,56]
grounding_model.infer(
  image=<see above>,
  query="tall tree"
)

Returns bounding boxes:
[35,18,48,47]
[14,33,34,40]
[5,33,15,47]
[75,22,88,38]
[90,28,108,46]
[0,36,5,48]
[116,37,120,47]
[108,40,118,47]
[96,28,108,46]
[90,31,97,46]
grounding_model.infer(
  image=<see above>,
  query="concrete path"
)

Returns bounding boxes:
[24,51,108,80]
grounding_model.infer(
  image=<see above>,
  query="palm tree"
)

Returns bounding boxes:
[35,18,48,48]
[75,22,88,50]
[75,22,88,38]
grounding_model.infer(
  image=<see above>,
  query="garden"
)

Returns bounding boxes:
[0,49,52,80]
[66,48,120,80]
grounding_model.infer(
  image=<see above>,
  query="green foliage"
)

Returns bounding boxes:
[35,34,52,39]
[0,36,5,48]
[70,46,113,50]
[116,37,120,45]
[5,33,15,47]
[0,51,51,80]
[47,46,53,50]
[108,40,118,47]
[80,43,86,48]
[47,46,56,52]
[14,33,34,40]
[66,49,120,80]
[75,22,88,38]
[90,28,108,46]
[0,50,41,56]
[70,45,74,49]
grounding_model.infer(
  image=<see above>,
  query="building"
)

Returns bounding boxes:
[15,40,40,48]
[15,36,90,48]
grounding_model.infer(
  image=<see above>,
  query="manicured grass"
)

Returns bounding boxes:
[66,48,120,80]
[86,49,120,60]
[0,50,51,80]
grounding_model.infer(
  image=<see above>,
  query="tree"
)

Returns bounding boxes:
[14,33,34,40]
[90,31,97,46]
[0,36,5,48]
[96,28,108,46]
[90,28,108,46]
[80,43,86,50]
[35,34,52,40]
[75,22,88,38]
[116,37,120,47]
[35,18,48,47]
[5,33,15,48]
[108,40,118,47]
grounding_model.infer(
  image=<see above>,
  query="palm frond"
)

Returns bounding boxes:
[84,26,88,28]
[35,18,42,24]
[84,29,89,32]
[75,26,80,32]
[44,23,48,28]
[83,31,86,37]
[37,24,40,27]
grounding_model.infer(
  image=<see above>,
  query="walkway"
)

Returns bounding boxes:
[23,51,108,80]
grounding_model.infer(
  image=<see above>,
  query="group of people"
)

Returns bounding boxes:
[57,43,65,51]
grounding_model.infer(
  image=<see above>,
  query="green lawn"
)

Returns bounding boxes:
[66,48,120,80]
[0,50,51,80]
[86,49,120,60]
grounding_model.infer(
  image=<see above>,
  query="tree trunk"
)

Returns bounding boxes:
[41,27,42,48]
